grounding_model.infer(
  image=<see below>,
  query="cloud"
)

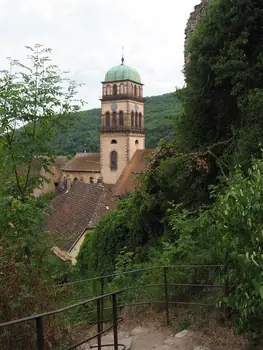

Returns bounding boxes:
[0,0,199,108]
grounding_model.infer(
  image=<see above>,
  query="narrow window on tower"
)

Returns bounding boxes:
[119,111,124,126]
[110,151,117,170]
[120,84,124,94]
[135,111,138,127]
[106,112,110,126]
[112,112,117,126]
[134,85,137,96]
[139,112,142,128]
[106,85,111,95]
[131,111,134,127]
[113,84,117,95]
[89,177,94,184]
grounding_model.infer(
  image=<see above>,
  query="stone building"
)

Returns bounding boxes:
[62,56,152,192]
[45,58,152,262]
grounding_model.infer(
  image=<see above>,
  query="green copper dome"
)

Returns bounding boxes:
[105,63,141,84]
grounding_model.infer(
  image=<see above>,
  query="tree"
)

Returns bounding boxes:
[0,44,82,200]
[178,0,263,170]
[0,45,81,349]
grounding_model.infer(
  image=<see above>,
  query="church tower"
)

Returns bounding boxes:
[100,56,145,185]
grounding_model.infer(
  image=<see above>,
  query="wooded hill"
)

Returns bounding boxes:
[50,93,181,155]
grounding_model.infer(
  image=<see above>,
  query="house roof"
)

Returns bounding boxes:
[44,181,119,251]
[63,153,100,173]
[56,156,69,168]
[112,149,154,196]
[47,156,69,182]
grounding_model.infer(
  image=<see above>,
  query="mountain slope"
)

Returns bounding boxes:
[51,92,181,155]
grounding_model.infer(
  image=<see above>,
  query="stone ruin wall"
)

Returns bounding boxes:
[184,0,210,64]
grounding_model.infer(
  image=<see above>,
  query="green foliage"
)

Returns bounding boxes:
[178,0,263,168]
[0,44,81,200]
[166,158,263,342]
[76,0,263,344]
[48,93,181,155]
[0,45,79,349]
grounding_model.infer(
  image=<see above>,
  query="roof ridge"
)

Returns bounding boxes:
[103,186,120,200]
[75,152,100,156]
[62,157,75,170]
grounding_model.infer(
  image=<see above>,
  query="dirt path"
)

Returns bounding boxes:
[86,324,246,350]
[78,307,248,350]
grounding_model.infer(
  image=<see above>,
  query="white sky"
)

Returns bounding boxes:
[0,0,199,109]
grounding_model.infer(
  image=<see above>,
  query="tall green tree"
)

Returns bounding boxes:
[0,45,81,349]
[178,0,263,169]
[0,44,82,200]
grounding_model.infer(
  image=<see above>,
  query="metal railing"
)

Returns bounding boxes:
[0,265,224,350]
[0,291,123,350]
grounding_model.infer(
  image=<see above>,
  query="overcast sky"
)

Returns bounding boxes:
[0,0,199,109]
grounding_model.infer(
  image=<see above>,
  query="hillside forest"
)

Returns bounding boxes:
[49,92,182,155]
[2,0,263,348]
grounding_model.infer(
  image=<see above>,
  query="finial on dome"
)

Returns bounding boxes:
[121,45,124,65]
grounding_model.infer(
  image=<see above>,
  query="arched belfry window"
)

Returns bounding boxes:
[134,85,137,96]
[113,84,117,95]
[111,139,117,144]
[120,84,124,94]
[106,112,110,126]
[119,111,124,126]
[89,177,94,184]
[110,151,117,170]
[135,111,138,127]
[112,112,117,126]
[106,85,111,95]
[131,111,134,127]
[139,112,142,128]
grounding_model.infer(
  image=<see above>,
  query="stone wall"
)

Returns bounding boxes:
[184,0,210,64]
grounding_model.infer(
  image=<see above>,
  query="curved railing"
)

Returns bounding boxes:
[0,265,224,350]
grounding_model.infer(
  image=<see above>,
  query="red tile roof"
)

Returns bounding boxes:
[45,181,119,251]
[112,149,154,196]
[63,153,100,172]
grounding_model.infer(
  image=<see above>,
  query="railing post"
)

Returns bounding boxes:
[163,267,170,326]
[36,316,44,350]
[100,277,104,331]
[112,293,118,350]
[97,298,102,350]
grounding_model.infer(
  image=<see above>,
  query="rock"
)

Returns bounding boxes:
[184,0,210,63]
[164,337,175,346]
[194,347,211,350]
[175,329,189,338]
[131,326,149,336]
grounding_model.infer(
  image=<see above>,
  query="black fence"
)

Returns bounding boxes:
[0,265,225,350]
